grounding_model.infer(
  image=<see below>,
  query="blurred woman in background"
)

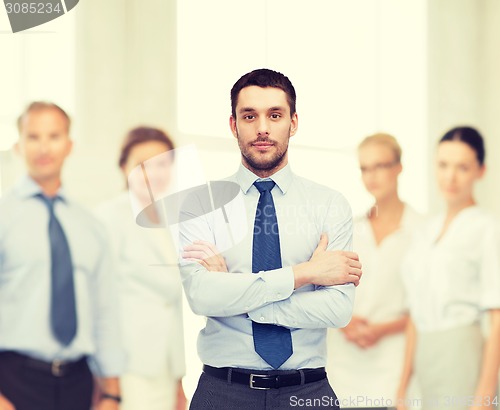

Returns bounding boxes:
[96,127,187,410]
[397,126,500,410]
[327,133,421,406]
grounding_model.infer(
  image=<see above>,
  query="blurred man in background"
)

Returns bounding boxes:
[0,102,123,410]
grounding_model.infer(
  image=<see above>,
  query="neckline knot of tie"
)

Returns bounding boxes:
[254,180,275,194]
[35,193,59,213]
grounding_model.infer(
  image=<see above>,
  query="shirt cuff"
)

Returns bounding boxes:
[248,303,275,324]
[260,266,294,303]
[91,349,126,377]
[248,267,294,324]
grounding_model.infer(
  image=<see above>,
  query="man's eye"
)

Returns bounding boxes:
[244,115,255,120]
[270,114,281,119]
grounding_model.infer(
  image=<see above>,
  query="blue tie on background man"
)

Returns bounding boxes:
[37,194,77,347]
[252,180,293,369]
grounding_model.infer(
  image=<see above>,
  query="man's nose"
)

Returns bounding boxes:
[257,118,270,137]
[37,139,50,154]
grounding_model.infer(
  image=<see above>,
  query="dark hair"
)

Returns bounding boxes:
[17,101,71,133]
[439,126,485,165]
[118,126,175,168]
[230,68,296,118]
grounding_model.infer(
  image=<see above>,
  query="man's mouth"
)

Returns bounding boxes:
[252,141,274,151]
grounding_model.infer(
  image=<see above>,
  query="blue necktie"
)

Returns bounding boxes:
[37,194,77,346]
[252,181,293,369]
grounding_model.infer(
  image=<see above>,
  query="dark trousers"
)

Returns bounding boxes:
[190,370,341,410]
[0,351,93,410]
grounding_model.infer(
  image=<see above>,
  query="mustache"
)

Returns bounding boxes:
[251,137,275,144]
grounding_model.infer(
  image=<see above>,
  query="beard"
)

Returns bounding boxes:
[236,127,291,172]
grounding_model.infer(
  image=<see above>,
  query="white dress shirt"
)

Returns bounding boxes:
[0,176,124,376]
[179,164,355,370]
[403,205,500,332]
[96,193,186,379]
[328,205,422,402]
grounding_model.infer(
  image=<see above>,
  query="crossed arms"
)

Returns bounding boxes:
[179,208,362,329]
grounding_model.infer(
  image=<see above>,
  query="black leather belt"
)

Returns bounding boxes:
[0,351,88,377]
[203,365,326,390]
[26,356,87,377]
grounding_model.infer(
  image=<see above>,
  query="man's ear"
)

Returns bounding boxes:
[478,164,486,179]
[14,141,21,155]
[67,138,73,155]
[290,112,298,137]
[396,162,403,176]
[229,115,238,139]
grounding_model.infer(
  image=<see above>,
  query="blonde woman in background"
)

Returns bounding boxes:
[397,126,500,410]
[327,133,421,407]
[96,127,187,410]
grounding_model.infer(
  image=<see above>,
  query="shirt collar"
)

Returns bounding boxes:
[13,175,67,202]
[235,163,293,195]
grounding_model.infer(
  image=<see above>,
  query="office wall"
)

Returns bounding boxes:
[478,0,500,217]
[67,0,178,205]
[2,0,498,214]
[427,0,500,217]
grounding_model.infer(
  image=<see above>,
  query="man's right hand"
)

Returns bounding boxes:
[0,394,15,410]
[293,233,362,288]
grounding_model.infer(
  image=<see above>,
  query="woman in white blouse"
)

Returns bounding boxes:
[397,126,500,410]
[327,133,421,407]
[97,127,187,410]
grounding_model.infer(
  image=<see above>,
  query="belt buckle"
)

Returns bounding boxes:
[51,359,63,377]
[249,374,271,390]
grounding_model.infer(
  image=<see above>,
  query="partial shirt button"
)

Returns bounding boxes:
[260,316,265,321]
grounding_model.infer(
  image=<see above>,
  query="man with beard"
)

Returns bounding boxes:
[179,69,362,409]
